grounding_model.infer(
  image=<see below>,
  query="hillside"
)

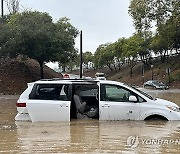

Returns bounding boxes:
[0,58,62,94]
[0,55,179,95]
[82,55,180,88]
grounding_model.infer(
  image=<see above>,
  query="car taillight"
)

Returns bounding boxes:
[63,74,70,79]
[16,102,26,107]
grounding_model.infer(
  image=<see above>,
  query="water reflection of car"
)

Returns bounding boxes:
[144,80,169,90]
[14,121,180,153]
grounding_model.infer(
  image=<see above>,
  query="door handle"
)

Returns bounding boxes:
[60,103,68,107]
[102,104,110,107]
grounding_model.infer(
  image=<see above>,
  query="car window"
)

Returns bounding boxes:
[29,84,70,101]
[101,84,146,103]
[74,84,98,96]
[79,89,98,97]
[138,96,145,103]
[103,84,131,102]
[128,85,154,100]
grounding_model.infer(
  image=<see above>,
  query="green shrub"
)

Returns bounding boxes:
[176,71,180,81]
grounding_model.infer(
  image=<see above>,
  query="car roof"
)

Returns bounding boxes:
[32,78,124,86]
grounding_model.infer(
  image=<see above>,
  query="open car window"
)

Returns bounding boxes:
[29,84,70,101]
[79,89,98,97]
[74,84,98,97]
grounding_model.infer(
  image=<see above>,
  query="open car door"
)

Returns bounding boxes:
[27,83,71,122]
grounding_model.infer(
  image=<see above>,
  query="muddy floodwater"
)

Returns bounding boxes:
[0,89,180,153]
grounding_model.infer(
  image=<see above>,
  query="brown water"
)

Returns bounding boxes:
[0,89,180,153]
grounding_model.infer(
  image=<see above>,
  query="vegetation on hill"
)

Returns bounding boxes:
[82,55,180,88]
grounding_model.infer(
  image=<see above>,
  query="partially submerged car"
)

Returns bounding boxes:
[15,79,180,122]
[144,80,169,90]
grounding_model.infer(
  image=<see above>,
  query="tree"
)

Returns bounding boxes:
[150,33,167,62]
[150,11,180,62]
[129,0,178,31]
[149,0,178,27]
[55,17,79,72]
[94,44,107,69]
[83,51,93,69]
[128,0,153,65]
[129,0,152,33]
[122,35,142,77]
[0,11,78,78]
[94,43,115,71]
[113,38,126,70]
[102,44,116,71]
[165,3,180,52]
[150,1,180,62]
[135,32,152,64]
[129,0,179,64]
[6,0,20,14]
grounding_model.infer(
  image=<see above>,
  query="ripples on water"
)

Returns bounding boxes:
[0,121,179,153]
[0,90,180,153]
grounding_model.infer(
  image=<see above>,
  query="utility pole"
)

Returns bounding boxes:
[1,0,3,17]
[1,0,3,24]
[80,30,83,78]
[151,65,154,80]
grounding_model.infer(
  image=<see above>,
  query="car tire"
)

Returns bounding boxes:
[144,85,148,89]
[145,115,168,121]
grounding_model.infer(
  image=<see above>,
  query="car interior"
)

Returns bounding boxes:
[70,83,99,119]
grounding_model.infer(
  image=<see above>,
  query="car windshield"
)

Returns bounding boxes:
[96,73,105,77]
[152,80,164,85]
[124,84,155,100]
[98,75,105,77]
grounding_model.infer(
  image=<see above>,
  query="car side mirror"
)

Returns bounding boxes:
[129,95,137,102]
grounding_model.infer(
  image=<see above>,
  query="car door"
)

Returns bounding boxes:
[27,83,71,122]
[99,84,141,120]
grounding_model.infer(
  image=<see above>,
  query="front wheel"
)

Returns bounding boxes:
[145,115,168,121]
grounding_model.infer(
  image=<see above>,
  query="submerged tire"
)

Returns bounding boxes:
[144,115,168,121]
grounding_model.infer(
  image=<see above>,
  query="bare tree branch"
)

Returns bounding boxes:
[5,0,20,14]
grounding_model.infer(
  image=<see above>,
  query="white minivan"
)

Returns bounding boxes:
[15,79,180,122]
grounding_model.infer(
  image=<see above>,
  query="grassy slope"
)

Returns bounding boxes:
[82,55,180,88]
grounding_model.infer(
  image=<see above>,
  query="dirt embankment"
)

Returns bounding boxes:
[0,58,62,95]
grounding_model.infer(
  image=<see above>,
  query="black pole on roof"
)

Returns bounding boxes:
[80,30,83,79]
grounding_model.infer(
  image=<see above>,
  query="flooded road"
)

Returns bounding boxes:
[0,89,180,153]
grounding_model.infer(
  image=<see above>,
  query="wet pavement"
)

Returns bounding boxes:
[0,89,180,153]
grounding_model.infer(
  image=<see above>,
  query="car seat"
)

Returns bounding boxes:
[73,94,98,118]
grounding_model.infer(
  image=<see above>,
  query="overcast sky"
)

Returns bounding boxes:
[5,0,134,53]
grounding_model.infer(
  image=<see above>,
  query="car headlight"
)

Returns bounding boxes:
[166,105,180,112]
